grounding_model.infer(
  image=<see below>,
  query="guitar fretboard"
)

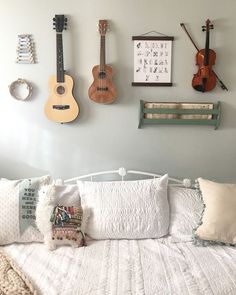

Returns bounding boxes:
[56,33,64,83]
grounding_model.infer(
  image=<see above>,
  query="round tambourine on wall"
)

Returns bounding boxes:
[9,78,33,101]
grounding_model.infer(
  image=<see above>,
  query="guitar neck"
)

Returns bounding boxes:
[56,33,65,83]
[100,35,106,71]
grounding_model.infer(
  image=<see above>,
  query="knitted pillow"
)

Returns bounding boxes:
[0,175,51,245]
[78,174,169,239]
[36,184,90,250]
[193,178,236,246]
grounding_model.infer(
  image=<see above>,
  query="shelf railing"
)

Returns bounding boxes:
[138,100,221,130]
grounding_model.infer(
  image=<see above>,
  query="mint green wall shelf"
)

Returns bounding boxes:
[138,100,221,130]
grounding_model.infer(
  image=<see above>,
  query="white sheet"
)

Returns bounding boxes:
[3,238,236,295]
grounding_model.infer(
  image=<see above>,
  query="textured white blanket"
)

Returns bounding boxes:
[3,239,236,295]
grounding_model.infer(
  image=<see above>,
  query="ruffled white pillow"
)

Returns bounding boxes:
[168,187,204,242]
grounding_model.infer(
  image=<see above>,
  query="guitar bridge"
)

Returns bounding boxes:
[97,87,108,91]
[53,105,70,110]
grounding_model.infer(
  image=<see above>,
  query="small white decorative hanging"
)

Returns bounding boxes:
[16,34,36,64]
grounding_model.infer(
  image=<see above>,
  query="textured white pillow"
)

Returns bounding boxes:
[78,174,169,239]
[0,175,51,245]
[168,187,204,242]
[36,184,90,250]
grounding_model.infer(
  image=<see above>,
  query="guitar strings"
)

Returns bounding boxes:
[102,34,105,94]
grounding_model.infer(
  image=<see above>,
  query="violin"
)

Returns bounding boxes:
[192,19,216,92]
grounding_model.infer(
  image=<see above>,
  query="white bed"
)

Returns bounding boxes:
[4,238,236,295]
[1,168,236,294]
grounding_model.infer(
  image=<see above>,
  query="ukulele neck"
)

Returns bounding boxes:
[100,35,106,72]
[56,33,65,83]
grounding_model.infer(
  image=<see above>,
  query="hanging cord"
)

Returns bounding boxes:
[140,30,171,37]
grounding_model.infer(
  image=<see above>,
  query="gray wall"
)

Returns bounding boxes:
[0,0,235,181]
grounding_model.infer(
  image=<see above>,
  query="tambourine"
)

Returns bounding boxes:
[9,78,33,101]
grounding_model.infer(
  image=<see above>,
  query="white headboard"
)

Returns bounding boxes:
[64,167,192,188]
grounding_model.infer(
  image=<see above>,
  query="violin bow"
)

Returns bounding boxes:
[180,23,228,91]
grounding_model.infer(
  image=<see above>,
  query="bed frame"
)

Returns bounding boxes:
[64,167,192,188]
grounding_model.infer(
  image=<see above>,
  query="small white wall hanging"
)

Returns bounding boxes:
[16,34,36,64]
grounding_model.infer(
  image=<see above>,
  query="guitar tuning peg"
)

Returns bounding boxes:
[53,18,56,21]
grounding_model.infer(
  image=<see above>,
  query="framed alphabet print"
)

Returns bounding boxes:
[132,36,174,86]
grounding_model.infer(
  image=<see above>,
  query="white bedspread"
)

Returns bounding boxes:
[3,238,236,295]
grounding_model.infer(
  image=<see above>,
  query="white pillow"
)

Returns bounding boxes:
[0,175,51,245]
[77,174,169,239]
[168,187,204,242]
[36,184,90,250]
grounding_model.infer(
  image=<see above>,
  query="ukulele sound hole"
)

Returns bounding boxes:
[56,86,65,95]
[97,87,108,91]
[98,71,106,79]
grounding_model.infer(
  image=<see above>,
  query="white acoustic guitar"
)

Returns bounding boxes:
[45,15,79,123]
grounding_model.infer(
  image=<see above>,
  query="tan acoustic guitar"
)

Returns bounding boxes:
[88,20,117,104]
[45,15,79,123]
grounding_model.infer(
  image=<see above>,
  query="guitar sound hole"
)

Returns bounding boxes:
[57,86,65,95]
[98,71,106,79]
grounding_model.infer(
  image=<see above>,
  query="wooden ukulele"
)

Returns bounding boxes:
[88,20,117,104]
[45,15,79,123]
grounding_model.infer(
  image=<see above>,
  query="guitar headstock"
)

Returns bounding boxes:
[53,15,67,32]
[202,19,214,32]
[99,20,108,36]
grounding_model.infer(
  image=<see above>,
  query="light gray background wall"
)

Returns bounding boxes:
[0,0,235,181]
